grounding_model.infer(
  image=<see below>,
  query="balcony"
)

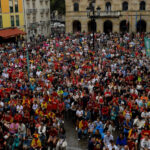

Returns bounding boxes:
[99,11,121,18]
[45,8,49,13]
[32,9,37,14]
[46,20,50,25]
[28,22,38,29]
[26,9,32,15]
[40,21,46,26]
[40,9,45,13]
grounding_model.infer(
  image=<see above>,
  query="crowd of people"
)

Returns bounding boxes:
[0,32,150,150]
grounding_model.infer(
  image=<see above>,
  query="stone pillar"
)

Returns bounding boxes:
[81,19,88,32]
[130,15,136,33]
[66,18,72,33]
[113,19,119,33]
[96,19,103,33]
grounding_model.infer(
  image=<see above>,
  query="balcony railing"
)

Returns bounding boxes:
[32,9,37,13]
[87,11,121,18]
[28,22,38,29]
[40,9,45,13]
[26,9,32,15]
[100,11,121,17]
[40,21,46,25]
[46,8,49,13]
[46,20,50,25]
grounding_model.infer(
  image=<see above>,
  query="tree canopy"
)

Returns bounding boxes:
[50,0,65,15]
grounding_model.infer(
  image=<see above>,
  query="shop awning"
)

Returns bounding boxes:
[0,28,26,39]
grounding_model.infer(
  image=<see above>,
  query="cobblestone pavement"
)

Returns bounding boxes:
[65,119,88,150]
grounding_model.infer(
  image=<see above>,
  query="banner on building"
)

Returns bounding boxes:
[144,37,150,57]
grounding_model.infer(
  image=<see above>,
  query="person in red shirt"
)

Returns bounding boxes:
[51,99,59,112]
[58,99,65,114]
[101,105,109,121]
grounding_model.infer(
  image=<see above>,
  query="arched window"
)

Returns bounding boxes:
[106,2,111,11]
[122,2,128,11]
[74,3,79,12]
[140,1,146,10]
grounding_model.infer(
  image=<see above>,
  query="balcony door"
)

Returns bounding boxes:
[88,20,97,32]
[104,20,112,33]
[137,20,146,32]
[73,20,81,33]
[120,20,129,33]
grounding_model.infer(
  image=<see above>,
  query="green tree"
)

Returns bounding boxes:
[50,0,65,15]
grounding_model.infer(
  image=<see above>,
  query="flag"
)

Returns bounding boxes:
[135,12,137,28]
[144,37,150,57]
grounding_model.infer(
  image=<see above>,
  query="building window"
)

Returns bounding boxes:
[122,2,128,11]
[33,2,35,8]
[11,16,14,27]
[140,1,145,10]
[16,15,19,26]
[9,0,13,13]
[33,15,36,22]
[15,0,18,12]
[0,16,2,28]
[74,3,79,12]
[106,2,111,11]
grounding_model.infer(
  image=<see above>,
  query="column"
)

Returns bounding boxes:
[81,19,88,32]
[113,19,119,33]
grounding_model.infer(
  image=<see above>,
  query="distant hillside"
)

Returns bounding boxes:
[50,0,65,15]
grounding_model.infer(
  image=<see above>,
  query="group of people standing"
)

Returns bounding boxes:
[0,32,150,150]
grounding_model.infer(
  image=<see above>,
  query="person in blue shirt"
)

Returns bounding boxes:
[116,133,127,149]
[63,89,69,99]
[83,107,91,121]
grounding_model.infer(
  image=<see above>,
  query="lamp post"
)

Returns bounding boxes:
[86,0,101,51]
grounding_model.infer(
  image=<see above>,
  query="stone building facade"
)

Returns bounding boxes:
[23,0,50,41]
[65,0,150,33]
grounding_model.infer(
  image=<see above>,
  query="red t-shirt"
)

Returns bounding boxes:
[52,100,59,110]
[47,103,52,111]
[101,106,109,115]
[58,102,65,112]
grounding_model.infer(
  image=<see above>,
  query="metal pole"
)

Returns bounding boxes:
[140,14,141,33]
[93,7,95,51]
[26,47,30,81]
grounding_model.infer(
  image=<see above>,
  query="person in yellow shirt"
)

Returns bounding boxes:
[31,133,42,150]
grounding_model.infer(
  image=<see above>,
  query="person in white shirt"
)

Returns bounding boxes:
[32,101,38,111]
[76,107,83,130]
[107,140,119,150]
[38,122,46,136]
[0,100,4,111]
[76,107,83,118]
[16,103,23,114]
[104,131,114,147]
[140,135,150,150]
[141,109,149,120]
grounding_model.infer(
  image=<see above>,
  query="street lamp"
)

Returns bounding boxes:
[86,0,101,51]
